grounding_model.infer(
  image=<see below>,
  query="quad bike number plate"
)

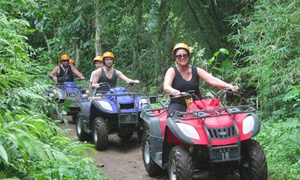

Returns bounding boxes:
[212,147,238,162]
[120,115,137,124]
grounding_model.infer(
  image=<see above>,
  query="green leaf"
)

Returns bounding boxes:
[219,48,229,55]
[0,144,8,164]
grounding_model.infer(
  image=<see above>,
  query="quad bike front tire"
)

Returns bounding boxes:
[142,122,164,176]
[239,139,268,180]
[75,112,92,141]
[168,146,193,180]
[93,117,108,151]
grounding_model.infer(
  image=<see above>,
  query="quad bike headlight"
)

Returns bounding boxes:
[52,89,63,98]
[98,101,113,111]
[139,98,148,108]
[242,115,255,134]
[176,123,200,140]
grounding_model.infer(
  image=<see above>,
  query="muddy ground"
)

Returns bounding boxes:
[60,121,240,180]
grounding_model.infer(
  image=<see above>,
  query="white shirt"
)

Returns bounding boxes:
[90,70,96,82]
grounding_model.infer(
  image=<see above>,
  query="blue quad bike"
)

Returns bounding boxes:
[75,82,148,151]
[46,77,89,122]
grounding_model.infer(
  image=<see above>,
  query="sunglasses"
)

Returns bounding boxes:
[175,54,189,59]
[62,60,69,62]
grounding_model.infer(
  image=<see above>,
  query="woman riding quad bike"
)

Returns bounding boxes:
[140,88,268,180]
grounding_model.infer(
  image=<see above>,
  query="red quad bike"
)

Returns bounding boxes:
[140,88,268,180]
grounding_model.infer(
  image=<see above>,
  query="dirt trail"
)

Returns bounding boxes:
[61,123,162,180]
[60,122,240,180]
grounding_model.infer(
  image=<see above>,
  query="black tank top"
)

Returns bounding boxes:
[99,67,117,87]
[58,65,74,82]
[171,66,200,105]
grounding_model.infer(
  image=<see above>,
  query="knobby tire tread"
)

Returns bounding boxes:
[94,117,108,151]
[169,146,193,180]
[239,139,268,180]
[142,122,164,176]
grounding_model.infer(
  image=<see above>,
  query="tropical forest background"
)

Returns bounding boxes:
[0,0,299,179]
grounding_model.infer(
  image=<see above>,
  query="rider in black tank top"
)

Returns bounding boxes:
[164,43,239,117]
[171,66,200,105]
[99,67,117,87]
[91,51,140,91]
[48,54,85,83]
[58,65,74,82]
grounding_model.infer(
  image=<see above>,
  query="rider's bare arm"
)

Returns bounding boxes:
[92,68,102,87]
[71,66,85,79]
[197,67,239,92]
[116,70,139,84]
[49,66,60,82]
[163,67,180,96]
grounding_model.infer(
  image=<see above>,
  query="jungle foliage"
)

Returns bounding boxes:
[0,0,299,179]
[0,1,106,179]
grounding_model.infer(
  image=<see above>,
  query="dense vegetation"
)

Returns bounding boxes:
[0,1,106,179]
[1,0,299,179]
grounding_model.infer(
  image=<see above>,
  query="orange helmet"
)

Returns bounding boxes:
[93,55,103,63]
[102,52,115,59]
[172,43,190,56]
[69,59,75,64]
[60,54,70,61]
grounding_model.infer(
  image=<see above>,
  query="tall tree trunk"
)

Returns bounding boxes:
[94,0,102,56]
[156,0,171,88]
[76,41,80,66]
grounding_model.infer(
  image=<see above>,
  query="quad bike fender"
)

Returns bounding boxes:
[91,97,118,114]
[140,111,165,159]
[48,87,66,100]
[140,111,164,138]
[75,99,90,120]
[64,82,82,91]
[116,95,134,104]
[166,117,194,145]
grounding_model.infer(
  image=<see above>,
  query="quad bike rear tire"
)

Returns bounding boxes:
[93,117,108,151]
[168,146,193,180]
[75,112,92,141]
[239,139,268,180]
[142,122,164,176]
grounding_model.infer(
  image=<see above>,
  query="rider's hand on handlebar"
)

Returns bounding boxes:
[52,76,57,83]
[80,76,85,80]
[132,80,139,84]
[171,89,180,97]
[228,85,239,93]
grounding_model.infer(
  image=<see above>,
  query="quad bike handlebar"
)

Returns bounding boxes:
[171,88,254,119]
[94,81,143,96]
[175,88,237,99]
[56,77,85,85]
[97,81,138,89]
[215,87,235,98]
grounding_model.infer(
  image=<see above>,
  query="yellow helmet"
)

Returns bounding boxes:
[102,52,115,59]
[93,55,103,63]
[69,59,75,64]
[60,54,70,61]
[172,43,190,56]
